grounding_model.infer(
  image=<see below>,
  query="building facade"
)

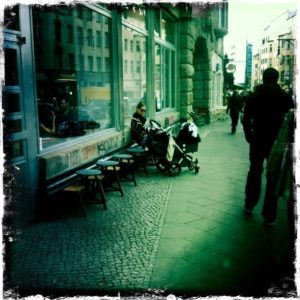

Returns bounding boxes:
[2,3,228,229]
[251,9,297,89]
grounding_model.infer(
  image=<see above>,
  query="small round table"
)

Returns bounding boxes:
[113,154,137,186]
[127,147,149,177]
[96,160,124,197]
[76,169,107,210]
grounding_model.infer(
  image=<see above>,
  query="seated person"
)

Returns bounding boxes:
[131,102,148,147]
[38,103,56,136]
[55,97,76,124]
[55,97,86,137]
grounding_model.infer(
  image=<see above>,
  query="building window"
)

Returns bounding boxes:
[124,60,128,73]
[130,60,134,74]
[54,17,62,41]
[33,5,113,148]
[122,21,147,126]
[105,32,109,48]
[136,40,140,52]
[96,30,101,48]
[77,26,83,45]
[68,53,75,70]
[130,40,133,52]
[67,24,73,43]
[96,13,102,23]
[136,61,141,73]
[155,44,175,111]
[96,57,102,71]
[154,10,175,44]
[87,9,92,21]
[87,29,93,47]
[77,6,83,19]
[124,39,128,51]
[88,56,93,71]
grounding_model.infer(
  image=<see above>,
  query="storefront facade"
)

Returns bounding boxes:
[2,2,228,229]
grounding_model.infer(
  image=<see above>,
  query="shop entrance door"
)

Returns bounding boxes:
[2,5,39,231]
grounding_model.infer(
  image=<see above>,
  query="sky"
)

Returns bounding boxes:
[224,0,298,83]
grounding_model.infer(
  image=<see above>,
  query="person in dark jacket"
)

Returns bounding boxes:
[131,101,148,146]
[242,67,294,216]
[226,90,243,134]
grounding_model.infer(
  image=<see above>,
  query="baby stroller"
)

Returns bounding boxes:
[146,118,200,176]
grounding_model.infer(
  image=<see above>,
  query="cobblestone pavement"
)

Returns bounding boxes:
[4,118,297,299]
[5,168,174,297]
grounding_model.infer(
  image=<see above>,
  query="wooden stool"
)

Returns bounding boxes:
[76,169,107,210]
[63,184,86,217]
[113,153,137,186]
[127,146,149,177]
[96,160,124,197]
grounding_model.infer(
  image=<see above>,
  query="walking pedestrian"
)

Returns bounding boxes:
[242,67,294,217]
[226,90,243,134]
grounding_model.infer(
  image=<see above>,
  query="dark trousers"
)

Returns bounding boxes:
[245,142,272,210]
[230,111,239,133]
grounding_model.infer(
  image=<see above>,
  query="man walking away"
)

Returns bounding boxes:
[242,67,294,217]
[226,90,242,134]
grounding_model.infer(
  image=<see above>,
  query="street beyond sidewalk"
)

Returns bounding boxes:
[4,118,296,299]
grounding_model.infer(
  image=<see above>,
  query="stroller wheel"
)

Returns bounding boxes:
[168,162,181,177]
[156,158,169,172]
[188,162,195,170]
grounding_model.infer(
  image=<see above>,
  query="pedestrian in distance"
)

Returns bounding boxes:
[226,89,243,134]
[242,67,294,221]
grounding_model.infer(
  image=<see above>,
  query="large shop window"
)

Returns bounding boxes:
[33,5,113,148]
[154,10,176,112]
[122,6,147,127]
[155,46,175,112]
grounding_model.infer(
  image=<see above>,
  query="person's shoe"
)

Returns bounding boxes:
[264,220,275,227]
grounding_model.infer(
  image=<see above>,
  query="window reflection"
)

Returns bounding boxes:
[122,25,147,127]
[154,10,175,44]
[3,92,21,113]
[5,48,19,86]
[4,140,24,159]
[33,5,113,145]
[155,45,175,111]
[161,12,175,44]
[4,5,20,31]
[123,5,146,30]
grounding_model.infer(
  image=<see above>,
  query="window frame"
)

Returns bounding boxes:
[33,3,119,152]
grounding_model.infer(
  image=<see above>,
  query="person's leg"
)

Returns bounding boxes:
[244,145,265,211]
[230,112,238,133]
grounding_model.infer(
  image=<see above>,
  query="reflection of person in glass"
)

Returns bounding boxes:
[56,97,76,125]
[131,101,148,146]
[55,96,84,138]
[39,103,56,136]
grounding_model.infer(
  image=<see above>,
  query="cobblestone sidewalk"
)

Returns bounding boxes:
[6,169,174,296]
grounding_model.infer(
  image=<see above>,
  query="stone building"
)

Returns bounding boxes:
[2,2,228,229]
[252,9,297,90]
